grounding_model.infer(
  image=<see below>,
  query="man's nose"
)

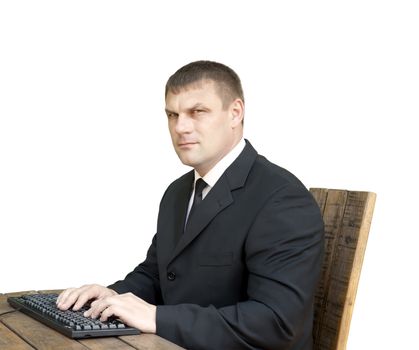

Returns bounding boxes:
[175,114,193,134]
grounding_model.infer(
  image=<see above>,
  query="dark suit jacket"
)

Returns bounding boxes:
[109,140,324,350]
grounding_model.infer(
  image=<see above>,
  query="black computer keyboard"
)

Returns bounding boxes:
[7,293,140,339]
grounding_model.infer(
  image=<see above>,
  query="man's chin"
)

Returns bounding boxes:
[176,153,198,168]
[179,159,198,168]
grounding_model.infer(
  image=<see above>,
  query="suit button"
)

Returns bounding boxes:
[167,272,176,281]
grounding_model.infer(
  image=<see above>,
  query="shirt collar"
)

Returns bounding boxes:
[194,138,246,190]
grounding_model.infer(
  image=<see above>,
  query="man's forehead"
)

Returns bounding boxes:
[165,80,222,106]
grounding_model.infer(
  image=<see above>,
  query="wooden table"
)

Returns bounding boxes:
[0,290,184,350]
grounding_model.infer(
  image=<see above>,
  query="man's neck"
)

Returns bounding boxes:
[195,136,244,177]
[194,138,246,189]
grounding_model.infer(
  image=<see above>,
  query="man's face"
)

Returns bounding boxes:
[165,80,243,176]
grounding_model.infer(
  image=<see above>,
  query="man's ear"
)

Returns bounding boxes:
[230,98,244,127]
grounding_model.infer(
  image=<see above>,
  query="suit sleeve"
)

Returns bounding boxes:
[156,184,324,349]
[108,234,163,305]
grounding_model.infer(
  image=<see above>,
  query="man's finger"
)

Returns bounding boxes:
[57,288,78,310]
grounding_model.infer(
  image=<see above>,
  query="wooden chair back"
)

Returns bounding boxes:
[309,188,376,350]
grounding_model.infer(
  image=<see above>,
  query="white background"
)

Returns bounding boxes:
[1,1,418,349]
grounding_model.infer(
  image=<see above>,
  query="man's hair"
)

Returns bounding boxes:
[165,60,244,109]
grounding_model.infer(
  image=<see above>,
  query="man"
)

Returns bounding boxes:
[57,60,324,349]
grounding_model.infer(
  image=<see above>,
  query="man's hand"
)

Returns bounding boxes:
[57,285,157,333]
[56,284,117,311]
[84,292,157,333]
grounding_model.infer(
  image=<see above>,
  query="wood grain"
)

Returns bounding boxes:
[0,321,35,350]
[120,334,185,350]
[1,311,87,350]
[80,337,136,350]
[310,188,376,350]
[312,189,348,348]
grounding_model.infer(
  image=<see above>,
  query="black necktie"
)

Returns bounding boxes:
[186,178,207,229]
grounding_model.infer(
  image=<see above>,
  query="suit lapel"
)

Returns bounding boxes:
[158,171,193,264]
[170,175,234,262]
[174,172,194,243]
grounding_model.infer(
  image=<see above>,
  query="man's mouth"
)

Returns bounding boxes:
[178,141,198,147]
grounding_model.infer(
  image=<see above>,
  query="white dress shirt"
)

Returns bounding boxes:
[186,138,246,219]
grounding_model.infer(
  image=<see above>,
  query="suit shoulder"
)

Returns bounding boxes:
[168,170,193,188]
[252,155,307,189]
[160,170,194,198]
[248,155,321,221]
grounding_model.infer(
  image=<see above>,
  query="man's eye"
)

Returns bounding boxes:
[167,113,177,119]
